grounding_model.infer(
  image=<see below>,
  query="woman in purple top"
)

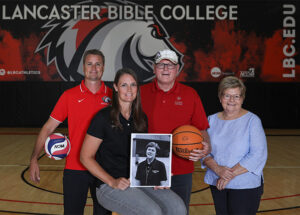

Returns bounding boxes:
[202,76,268,215]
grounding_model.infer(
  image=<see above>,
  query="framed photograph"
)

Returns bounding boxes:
[130,133,172,187]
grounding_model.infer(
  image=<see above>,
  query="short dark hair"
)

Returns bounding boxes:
[83,49,105,65]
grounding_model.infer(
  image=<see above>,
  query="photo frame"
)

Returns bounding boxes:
[130,133,172,187]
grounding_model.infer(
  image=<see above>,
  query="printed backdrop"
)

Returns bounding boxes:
[0,0,299,82]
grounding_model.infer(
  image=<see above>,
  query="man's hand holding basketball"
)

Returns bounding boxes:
[189,141,210,161]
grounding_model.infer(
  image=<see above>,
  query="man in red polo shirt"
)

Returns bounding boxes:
[29,49,112,214]
[140,49,211,214]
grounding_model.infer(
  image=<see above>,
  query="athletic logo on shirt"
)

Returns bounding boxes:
[35,0,183,83]
[78,98,86,103]
[102,96,111,104]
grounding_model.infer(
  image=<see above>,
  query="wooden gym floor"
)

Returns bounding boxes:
[0,128,299,215]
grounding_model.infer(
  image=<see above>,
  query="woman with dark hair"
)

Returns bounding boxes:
[81,68,186,215]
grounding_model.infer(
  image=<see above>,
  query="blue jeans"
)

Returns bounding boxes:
[96,184,187,215]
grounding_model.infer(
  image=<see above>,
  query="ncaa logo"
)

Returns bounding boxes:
[54,144,65,149]
[35,0,184,83]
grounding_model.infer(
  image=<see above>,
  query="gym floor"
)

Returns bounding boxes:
[0,128,299,215]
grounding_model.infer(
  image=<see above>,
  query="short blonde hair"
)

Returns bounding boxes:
[218,76,246,99]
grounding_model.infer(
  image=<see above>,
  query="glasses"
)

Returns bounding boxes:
[156,63,176,70]
[222,94,242,101]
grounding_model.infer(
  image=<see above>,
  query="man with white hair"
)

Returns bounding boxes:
[141,49,211,214]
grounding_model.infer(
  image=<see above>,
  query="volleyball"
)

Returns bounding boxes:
[44,133,71,160]
[172,125,203,159]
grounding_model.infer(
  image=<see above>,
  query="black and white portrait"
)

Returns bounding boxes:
[130,133,172,187]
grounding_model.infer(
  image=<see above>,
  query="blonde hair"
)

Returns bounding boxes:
[218,76,246,99]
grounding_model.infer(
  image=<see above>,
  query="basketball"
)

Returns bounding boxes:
[172,125,203,159]
[44,133,71,160]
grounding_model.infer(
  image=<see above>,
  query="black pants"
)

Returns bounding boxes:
[63,169,111,215]
[210,183,263,215]
[171,173,193,215]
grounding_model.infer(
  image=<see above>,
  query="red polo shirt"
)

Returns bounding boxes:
[50,80,112,170]
[141,80,209,175]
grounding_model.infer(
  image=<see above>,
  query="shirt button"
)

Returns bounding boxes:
[127,123,130,126]
[162,100,166,103]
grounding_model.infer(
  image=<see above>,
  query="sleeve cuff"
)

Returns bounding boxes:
[200,153,212,169]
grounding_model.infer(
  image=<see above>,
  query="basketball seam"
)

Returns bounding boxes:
[173,142,203,145]
[173,131,203,137]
